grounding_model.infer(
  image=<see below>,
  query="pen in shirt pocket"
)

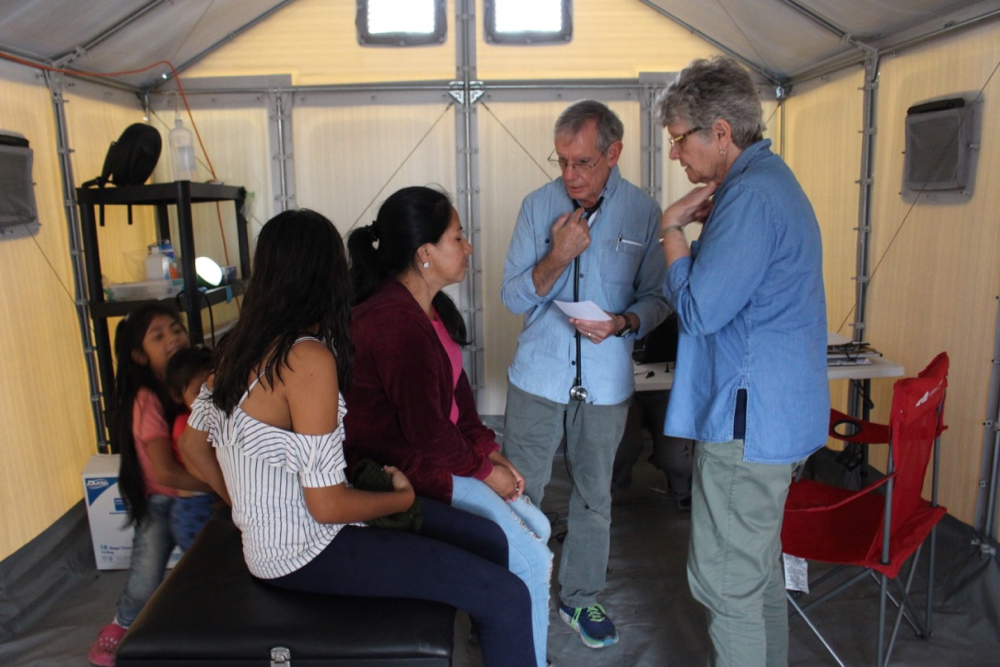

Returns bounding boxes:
[616,234,643,251]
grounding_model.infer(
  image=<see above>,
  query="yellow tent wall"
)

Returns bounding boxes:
[786,20,1000,526]
[0,63,140,560]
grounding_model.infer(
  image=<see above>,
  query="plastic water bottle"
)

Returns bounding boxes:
[145,243,170,280]
[169,118,198,182]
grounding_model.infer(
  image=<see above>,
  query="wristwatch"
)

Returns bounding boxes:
[615,314,633,337]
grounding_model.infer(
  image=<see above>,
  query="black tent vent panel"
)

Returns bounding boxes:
[0,131,39,239]
[904,98,976,193]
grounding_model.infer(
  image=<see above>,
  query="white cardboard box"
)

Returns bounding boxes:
[82,454,181,570]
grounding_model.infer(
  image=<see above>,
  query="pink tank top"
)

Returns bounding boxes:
[430,315,462,424]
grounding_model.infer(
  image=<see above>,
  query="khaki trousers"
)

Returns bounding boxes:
[688,439,794,667]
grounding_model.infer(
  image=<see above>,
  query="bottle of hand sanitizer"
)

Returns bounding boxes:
[169,118,198,182]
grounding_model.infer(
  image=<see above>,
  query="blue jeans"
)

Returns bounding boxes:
[170,493,216,551]
[272,498,535,667]
[451,475,552,667]
[115,494,176,628]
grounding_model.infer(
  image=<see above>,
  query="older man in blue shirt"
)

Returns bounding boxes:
[657,58,830,666]
[501,100,669,649]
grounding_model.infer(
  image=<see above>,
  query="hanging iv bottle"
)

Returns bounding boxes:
[169,118,199,182]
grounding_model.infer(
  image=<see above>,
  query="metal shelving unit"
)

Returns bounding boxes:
[76,180,249,447]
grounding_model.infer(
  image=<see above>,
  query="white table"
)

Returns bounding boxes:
[825,356,905,382]
[633,354,905,478]
[634,355,905,393]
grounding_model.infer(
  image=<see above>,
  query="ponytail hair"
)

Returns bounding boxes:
[113,303,185,525]
[347,186,469,345]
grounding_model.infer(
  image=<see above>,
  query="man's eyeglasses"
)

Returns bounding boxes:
[668,127,702,148]
[547,149,606,172]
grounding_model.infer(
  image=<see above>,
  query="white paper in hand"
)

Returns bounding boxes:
[554,300,612,321]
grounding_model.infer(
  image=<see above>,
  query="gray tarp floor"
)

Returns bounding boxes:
[2,437,999,666]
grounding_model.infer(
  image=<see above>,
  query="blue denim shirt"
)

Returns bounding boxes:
[502,167,669,405]
[663,140,830,463]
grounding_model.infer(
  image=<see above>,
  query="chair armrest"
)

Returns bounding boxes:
[829,408,890,445]
[785,474,894,514]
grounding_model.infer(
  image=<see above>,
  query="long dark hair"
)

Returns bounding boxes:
[347,186,468,345]
[114,303,185,526]
[212,209,354,414]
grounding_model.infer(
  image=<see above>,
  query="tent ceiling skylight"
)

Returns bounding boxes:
[484,0,572,44]
[357,0,447,47]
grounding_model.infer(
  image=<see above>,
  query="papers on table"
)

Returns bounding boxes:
[553,300,612,321]
[827,331,852,346]
[827,331,882,366]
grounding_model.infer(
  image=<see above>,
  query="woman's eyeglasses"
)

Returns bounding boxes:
[668,127,703,148]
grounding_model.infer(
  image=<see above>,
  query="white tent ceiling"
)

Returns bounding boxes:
[0,0,292,88]
[0,0,997,91]
[641,0,1000,85]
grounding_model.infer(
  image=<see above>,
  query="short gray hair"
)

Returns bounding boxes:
[554,100,624,153]
[656,57,764,149]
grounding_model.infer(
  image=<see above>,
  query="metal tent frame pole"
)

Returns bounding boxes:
[452,0,484,394]
[846,49,879,424]
[51,0,166,69]
[269,91,295,215]
[639,74,666,204]
[975,296,1000,547]
[43,70,108,450]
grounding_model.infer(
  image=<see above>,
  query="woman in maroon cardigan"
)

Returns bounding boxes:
[345,186,551,667]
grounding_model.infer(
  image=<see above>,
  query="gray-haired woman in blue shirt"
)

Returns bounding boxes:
[656,56,830,667]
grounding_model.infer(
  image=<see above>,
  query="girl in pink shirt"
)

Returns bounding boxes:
[88,304,212,667]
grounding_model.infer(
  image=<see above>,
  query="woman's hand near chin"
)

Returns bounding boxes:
[662,181,717,228]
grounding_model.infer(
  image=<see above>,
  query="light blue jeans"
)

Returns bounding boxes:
[451,475,552,667]
[115,493,176,628]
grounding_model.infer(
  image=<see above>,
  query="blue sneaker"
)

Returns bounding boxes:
[559,603,619,648]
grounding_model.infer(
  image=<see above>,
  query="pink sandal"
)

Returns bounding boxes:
[88,622,127,667]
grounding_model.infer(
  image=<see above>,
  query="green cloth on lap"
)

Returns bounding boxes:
[349,458,423,533]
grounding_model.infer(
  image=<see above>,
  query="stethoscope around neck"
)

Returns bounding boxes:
[569,196,604,402]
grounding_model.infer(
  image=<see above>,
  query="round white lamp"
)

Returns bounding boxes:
[195,256,224,287]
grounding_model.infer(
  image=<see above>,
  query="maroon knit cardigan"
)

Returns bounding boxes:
[343,279,497,502]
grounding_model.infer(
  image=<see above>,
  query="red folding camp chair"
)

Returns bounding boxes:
[781,352,949,666]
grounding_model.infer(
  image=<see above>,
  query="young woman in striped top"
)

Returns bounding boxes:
[179,208,535,667]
